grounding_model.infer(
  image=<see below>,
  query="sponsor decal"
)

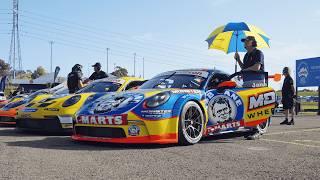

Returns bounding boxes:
[171,89,201,94]
[206,90,244,125]
[128,125,140,136]
[207,120,244,134]
[141,109,172,114]
[22,108,37,112]
[91,93,144,114]
[76,114,127,125]
[20,114,31,118]
[297,62,309,85]
[157,70,209,78]
[246,91,276,120]
[248,91,276,110]
[246,108,272,119]
[44,108,59,111]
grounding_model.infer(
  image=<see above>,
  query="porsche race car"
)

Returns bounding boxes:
[72,69,277,145]
[0,88,68,125]
[16,77,146,133]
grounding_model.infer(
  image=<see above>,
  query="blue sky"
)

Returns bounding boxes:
[1,0,320,90]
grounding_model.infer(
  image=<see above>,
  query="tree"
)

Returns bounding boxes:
[0,59,10,77]
[31,66,47,79]
[16,70,32,79]
[111,66,128,77]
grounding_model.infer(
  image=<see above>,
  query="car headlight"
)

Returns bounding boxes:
[144,92,170,108]
[62,95,81,107]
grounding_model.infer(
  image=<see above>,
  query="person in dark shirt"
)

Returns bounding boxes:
[67,64,84,93]
[280,67,296,125]
[234,36,264,71]
[84,62,108,84]
[234,36,265,140]
[234,36,265,87]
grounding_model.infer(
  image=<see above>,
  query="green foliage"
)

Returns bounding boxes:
[111,66,128,77]
[31,66,47,79]
[0,59,10,77]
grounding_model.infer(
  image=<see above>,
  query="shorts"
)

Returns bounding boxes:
[282,97,294,109]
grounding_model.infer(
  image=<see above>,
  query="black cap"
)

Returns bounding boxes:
[92,62,101,68]
[241,36,256,42]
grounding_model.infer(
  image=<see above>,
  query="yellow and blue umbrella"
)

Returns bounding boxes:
[206,22,270,54]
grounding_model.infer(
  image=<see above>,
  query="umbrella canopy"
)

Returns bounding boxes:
[206,22,270,54]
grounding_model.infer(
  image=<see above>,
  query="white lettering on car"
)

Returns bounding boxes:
[248,91,276,110]
[76,115,127,125]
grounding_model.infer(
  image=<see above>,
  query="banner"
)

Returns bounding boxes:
[296,57,320,87]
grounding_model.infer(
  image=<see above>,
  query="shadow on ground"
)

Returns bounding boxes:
[3,130,249,151]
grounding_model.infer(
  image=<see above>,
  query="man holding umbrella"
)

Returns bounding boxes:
[234,36,265,140]
[234,36,264,72]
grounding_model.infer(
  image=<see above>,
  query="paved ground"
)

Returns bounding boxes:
[0,116,319,180]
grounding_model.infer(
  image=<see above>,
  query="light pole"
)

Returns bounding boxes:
[106,48,109,73]
[49,41,54,73]
[133,53,136,77]
[142,57,145,79]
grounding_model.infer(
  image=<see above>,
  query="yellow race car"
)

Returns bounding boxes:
[0,87,68,125]
[16,77,146,133]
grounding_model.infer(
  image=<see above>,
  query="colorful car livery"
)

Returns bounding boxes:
[72,69,276,145]
[16,77,145,133]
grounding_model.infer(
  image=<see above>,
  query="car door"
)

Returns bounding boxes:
[205,72,276,135]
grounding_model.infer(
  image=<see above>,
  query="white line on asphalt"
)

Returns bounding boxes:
[261,139,320,148]
[294,140,320,144]
[264,128,320,136]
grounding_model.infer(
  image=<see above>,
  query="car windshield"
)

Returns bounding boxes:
[140,74,207,89]
[54,88,69,95]
[76,82,121,93]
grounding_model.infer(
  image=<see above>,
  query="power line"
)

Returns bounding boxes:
[18,11,219,58]
[20,33,191,68]
[18,18,217,61]
[19,20,230,68]
[20,29,211,68]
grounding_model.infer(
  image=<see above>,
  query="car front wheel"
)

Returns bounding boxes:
[178,101,205,145]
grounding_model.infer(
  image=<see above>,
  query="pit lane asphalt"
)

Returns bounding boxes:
[0,116,319,180]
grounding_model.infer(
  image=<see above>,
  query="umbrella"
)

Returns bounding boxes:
[206,22,270,71]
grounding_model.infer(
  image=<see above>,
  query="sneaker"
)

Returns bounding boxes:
[280,119,289,125]
[288,119,295,125]
[246,131,261,140]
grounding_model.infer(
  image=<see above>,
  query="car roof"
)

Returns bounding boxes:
[92,76,144,84]
[154,68,229,78]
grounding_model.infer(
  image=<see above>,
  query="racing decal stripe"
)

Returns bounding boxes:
[0,121,16,125]
[72,133,178,144]
[244,118,267,127]
[131,111,177,121]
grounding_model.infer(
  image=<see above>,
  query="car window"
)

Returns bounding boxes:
[206,73,230,90]
[54,88,69,95]
[125,80,147,90]
[76,82,121,93]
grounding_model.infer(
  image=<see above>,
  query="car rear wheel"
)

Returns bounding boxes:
[178,101,204,145]
[257,118,271,134]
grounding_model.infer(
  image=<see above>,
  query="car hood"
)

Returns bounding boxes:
[77,88,203,116]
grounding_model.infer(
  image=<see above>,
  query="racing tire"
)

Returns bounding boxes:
[178,101,205,145]
[257,118,271,134]
[244,118,271,139]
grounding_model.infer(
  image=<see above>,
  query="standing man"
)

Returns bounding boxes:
[280,67,296,125]
[234,36,264,72]
[84,62,108,83]
[67,64,84,93]
[234,36,265,140]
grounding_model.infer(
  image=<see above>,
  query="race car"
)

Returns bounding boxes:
[16,77,146,133]
[72,69,277,145]
[0,89,65,125]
